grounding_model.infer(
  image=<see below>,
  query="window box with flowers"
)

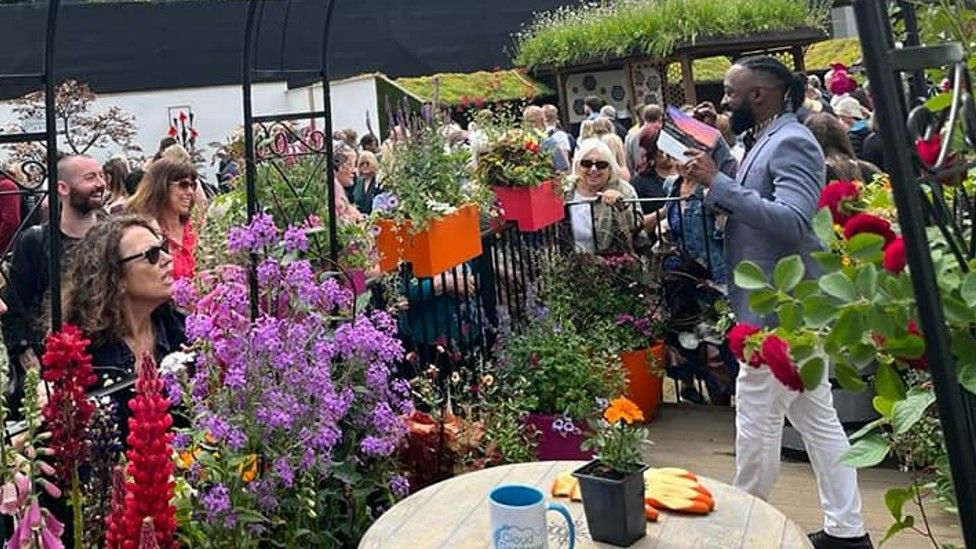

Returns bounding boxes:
[373,106,494,277]
[475,127,564,232]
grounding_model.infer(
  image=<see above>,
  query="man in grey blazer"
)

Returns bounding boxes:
[684,57,872,549]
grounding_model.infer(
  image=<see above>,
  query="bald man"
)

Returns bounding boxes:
[3,154,106,380]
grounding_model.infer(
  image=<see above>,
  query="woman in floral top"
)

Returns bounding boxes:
[126,158,199,279]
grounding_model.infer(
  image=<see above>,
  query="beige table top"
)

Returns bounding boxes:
[359,460,813,548]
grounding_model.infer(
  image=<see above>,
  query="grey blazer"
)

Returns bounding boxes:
[704,113,826,326]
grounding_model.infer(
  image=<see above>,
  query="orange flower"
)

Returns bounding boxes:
[603,396,644,425]
[238,454,259,483]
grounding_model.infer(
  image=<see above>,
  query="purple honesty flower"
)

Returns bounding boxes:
[272,457,294,488]
[256,258,282,287]
[283,226,309,253]
[171,278,199,308]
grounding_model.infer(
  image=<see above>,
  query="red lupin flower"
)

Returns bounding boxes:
[105,353,178,549]
[843,213,896,245]
[818,180,860,224]
[41,324,98,484]
[761,335,804,392]
[727,323,763,367]
[884,236,907,273]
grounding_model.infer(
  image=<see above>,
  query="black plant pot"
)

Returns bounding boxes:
[572,459,649,547]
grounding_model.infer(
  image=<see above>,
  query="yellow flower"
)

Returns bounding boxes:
[177,448,201,469]
[482,374,495,387]
[239,454,259,483]
[842,255,853,267]
[603,396,644,425]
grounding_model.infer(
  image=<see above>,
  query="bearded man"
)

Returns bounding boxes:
[683,57,872,549]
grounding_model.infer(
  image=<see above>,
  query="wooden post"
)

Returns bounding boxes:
[555,68,570,129]
[792,45,806,73]
[680,54,696,106]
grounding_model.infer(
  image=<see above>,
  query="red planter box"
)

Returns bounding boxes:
[525,413,594,461]
[492,180,565,232]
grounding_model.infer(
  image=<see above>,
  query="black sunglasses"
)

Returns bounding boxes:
[580,159,610,170]
[169,176,197,190]
[120,240,169,265]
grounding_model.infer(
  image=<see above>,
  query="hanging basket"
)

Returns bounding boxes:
[619,342,665,422]
[492,180,565,232]
[376,204,483,278]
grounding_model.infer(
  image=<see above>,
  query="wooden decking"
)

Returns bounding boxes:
[646,402,964,548]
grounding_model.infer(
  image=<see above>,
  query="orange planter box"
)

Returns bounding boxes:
[376,204,483,278]
[620,342,666,421]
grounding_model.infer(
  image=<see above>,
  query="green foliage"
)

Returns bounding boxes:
[803,37,863,70]
[582,398,649,474]
[511,0,831,69]
[395,70,553,105]
[502,314,626,419]
[473,127,555,188]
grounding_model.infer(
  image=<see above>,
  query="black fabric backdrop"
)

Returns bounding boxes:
[0,0,569,99]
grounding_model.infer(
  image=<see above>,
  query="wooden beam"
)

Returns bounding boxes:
[680,54,696,106]
[555,68,570,129]
[792,44,806,73]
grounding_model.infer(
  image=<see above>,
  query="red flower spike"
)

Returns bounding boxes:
[884,236,907,274]
[818,180,860,224]
[761,335,804,392]
[843,213,896,246]
[41,324,97,485]
[727,323,763,367]
[105,353,177,549]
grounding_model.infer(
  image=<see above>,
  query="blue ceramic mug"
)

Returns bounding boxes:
[489,484,575,549]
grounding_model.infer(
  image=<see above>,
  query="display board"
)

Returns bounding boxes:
[564,69,631,124]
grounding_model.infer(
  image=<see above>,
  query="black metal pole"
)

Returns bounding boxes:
[242,0,260,320]
[45,0,61,332]
[321,0,340,266]
[896,0,928,104]
[853,1,976,545]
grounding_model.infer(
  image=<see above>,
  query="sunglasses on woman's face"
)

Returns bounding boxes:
[120,239,169,266]
[580,159,610,170]
[169,176,197,190]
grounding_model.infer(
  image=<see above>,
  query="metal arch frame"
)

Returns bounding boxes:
[853,0,976,545]
[0,0,62,332]
[241,0,340,320]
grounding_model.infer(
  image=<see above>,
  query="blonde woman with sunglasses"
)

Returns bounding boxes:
[126,158,199,279]
[567,138,640,254]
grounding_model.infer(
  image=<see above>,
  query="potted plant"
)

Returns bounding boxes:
[500,309,626,460]
[574,396,650,547]
[373,102,494,277]
[474,127,564,231]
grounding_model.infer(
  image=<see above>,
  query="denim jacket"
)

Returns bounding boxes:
[664,178,727,285]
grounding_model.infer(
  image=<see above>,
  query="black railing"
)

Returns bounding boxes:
[853,0,976,544]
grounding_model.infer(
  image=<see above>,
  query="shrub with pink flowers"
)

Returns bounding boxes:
[168,214,411,547]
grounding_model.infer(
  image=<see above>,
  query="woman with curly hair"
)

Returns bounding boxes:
[126,157,199,279]
[64,214,185,420]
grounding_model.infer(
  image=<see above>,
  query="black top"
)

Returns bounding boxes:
[630,170,669,215]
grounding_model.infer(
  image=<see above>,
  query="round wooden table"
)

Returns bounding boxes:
[360,461,813,548]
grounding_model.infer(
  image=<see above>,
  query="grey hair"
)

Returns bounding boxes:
[600,105,617,118]
[573,138,622,185]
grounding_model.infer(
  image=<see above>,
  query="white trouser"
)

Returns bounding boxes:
[732,363,867,538]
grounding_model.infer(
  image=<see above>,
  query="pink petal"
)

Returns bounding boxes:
[38,479,61,499]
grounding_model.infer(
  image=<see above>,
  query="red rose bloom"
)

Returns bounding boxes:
[818,180,860,224]
[884,236,907,273]
[761,335,804,392]
[727,323,762,367]
[843,213,896,245]
[915,135,941,166]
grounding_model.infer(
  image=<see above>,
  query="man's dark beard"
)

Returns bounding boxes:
[68,187,100,214]
[729,104,757,135]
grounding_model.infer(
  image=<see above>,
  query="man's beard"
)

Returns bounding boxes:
[68,187,101,214]
[729,104,757,135]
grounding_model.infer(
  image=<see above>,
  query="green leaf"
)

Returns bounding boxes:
[777,302,801,332]
[802,295,839,328]
[773,255,804,292]
[734,261,769,290]
[925,92,952,112]
[793,279,820,300]
[846,233,886,261]
[880,515,914,545]
[811,251,842,273]
[819,272,857,302]
[825,308,864,353]
[813,207,836,244]
[892,391,936,435]
[850,343,878,369]
[855,264,877,298]
[840,433,890,468]
[885,335,925,359]
[961,272,976,307]
[958,362,976,394]
[848,416,886,441]
[884,487,914,521]
[875,362,907,401]
[748,288,779,315]
[944,296,976,324]
[800,358,825,391]
[835,361,868,392]
[873,395,895,419]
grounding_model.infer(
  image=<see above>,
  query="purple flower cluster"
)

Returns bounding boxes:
[227,213,279,254]
[389,474,410,498]
[283,226,310,253]
[200,484,235,528]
